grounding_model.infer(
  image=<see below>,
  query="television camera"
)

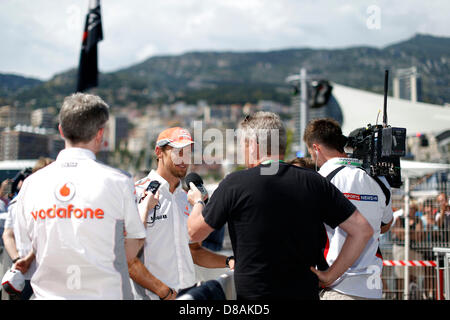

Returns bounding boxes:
[346,70,406,188]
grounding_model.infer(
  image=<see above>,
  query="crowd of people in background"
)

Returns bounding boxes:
[287,157,449,300]
[386,192,450,299]
[388,193,449,263]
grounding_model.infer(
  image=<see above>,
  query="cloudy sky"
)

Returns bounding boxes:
[1,0,449,80]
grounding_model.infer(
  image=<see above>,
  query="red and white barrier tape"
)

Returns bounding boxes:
[383,260,437,267]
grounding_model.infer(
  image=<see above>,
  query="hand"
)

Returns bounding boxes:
[228,258,235,270]
[144,190,160,212]
[168,289,177,300]
[310,266,336,288]
[138,190,160,224]
[187,182,202,206]
[13,254,34,274]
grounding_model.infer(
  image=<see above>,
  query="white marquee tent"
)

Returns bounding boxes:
[401,159,450,177]
[332,83,450,137]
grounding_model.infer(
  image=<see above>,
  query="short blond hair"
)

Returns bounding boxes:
[32,157,54,173]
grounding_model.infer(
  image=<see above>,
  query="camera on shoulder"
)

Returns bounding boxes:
[345,70,406,188]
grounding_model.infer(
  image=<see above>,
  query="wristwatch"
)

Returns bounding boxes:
[225,256,234,268]
[160,287,174,300]
[196,199,206,208]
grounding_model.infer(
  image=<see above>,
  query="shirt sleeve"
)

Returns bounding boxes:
[122,177,146,239]
[0,199,6,213]
[319,177,357,229]
[13,180,34,255]
[202,176,233,230]
[379,176,394,224]
[4,199,15,229]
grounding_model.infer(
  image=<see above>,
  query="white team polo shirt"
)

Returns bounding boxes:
[15,148,146,300]
[131,170,195,300]
[318,157,393,299]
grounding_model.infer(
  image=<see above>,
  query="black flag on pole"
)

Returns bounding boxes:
[76,0,103,92]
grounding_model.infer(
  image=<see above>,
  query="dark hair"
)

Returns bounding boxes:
[59,93,109,144]
[303,118,347,153]
[155,144,169,162]
[11,167,32,195]
[289,157,315,170]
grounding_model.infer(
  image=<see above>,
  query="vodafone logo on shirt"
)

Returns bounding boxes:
[55,182,76,202]
[30,181,105,221]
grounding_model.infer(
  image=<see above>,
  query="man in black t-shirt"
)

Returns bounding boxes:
[187,112,374,300]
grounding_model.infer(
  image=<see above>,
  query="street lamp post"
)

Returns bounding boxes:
[286,68,309,157]
[299,68,308,157]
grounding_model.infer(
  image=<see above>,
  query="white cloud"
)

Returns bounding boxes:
[135,44,159,62]
[0,0,449,79]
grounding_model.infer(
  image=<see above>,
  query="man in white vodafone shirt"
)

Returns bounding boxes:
[304,118,393,300]
[129,127,234,300]
[13,93,146,299]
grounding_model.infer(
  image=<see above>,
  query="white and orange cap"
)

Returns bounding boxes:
[156,127,194,149]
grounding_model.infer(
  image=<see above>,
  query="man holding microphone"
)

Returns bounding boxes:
[187,111,374,300]
[129,127,234,300]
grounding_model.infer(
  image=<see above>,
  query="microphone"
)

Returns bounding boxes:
[184,172,208,204]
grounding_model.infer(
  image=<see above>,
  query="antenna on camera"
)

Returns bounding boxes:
[383,70,389,128]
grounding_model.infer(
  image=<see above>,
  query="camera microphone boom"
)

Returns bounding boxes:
[346,70,406,188]
[383,70,388,127]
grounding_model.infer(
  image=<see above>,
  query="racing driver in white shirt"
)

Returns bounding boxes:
[129,127,234,300]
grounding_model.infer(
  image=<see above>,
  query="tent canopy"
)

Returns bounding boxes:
[401,159,450,178]
[0,159,37,170]
[332,83,450,137]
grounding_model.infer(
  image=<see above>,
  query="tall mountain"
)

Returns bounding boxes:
[2,33,449,110]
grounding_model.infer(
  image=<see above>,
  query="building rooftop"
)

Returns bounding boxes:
[332,83,450,137]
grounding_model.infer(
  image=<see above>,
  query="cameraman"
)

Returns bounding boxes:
[304,118,393,300]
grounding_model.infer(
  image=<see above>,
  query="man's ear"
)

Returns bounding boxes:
[155,146,163,161]
[248,138,259,165]
[96,127,105,144]
[312,143,320,155]
[58,124,65,138]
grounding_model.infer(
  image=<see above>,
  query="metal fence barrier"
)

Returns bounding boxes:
[379,175,449,300]
[433,247,450,300]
